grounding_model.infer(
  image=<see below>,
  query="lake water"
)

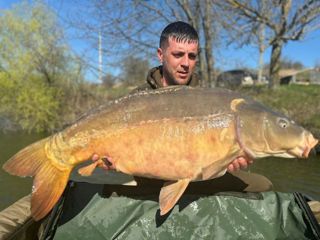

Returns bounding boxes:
[0,132,47,211]
[0,132,319,211]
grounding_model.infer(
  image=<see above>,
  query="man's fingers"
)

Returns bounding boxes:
[92,154,99,161]
[237,157,248,169]
[227,164,234,173]
[227,156,254,173]
[233,160,240,171]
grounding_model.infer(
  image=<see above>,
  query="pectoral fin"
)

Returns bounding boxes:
[202,163,227,180]
[202,152,240,180]
[159,179,190,215]
[78,157,114,176]
[78,161,99,176]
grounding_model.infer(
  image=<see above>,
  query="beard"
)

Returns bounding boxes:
[162,67,190,86]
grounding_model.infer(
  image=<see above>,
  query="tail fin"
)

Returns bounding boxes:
[3,137,72,221]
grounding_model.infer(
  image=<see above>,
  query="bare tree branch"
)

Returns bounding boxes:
[219,0,277,30]
[175,0,193,25]
[217,0,320,89]
[166,0,182,21]
[136,1,173,23]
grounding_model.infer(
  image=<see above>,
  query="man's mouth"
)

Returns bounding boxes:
[177,71,188,78]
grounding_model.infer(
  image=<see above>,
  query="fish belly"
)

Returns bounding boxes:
[87,118,239,181]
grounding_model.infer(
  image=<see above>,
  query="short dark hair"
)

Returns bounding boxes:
[159,21,199,49]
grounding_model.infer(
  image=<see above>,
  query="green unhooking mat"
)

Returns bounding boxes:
[42,181,320,240]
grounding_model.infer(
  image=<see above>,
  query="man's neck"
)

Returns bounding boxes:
[161,70,173,87]
[161,77,169,87]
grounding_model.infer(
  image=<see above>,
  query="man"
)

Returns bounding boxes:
[133,21,272,192]
[133,21,199,90]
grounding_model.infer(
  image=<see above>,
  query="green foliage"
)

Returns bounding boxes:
[0,2,83,132]
[0,73,63,132]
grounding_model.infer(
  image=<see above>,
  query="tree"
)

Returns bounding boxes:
[0,2,83,132]
[102,74,117,88]
[218,0,320,89]
[121,55,149,86]
[264,57,304,70]
[217,0,272,83]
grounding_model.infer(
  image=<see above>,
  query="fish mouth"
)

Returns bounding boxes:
[288,134,318,158]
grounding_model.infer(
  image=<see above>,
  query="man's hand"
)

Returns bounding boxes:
[227,156,253,173]
[90,154,115,171]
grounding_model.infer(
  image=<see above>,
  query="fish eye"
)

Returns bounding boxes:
[278,119,289,128]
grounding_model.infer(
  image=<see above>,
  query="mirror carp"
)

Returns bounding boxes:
[3,86,318,220]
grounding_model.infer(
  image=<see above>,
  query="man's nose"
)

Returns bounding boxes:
[181,55,189,67]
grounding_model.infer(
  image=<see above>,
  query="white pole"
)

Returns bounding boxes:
[99,30,102,83]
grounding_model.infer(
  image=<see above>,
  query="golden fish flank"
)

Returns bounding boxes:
[147,113,233,138]
[161,125,185,138]
[2,86,318,220]
[191,115,233,134]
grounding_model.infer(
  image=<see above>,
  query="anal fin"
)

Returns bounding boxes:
[159,179,190,215]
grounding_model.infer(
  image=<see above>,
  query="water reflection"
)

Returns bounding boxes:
[0,132,47,211]
[0,132,319,212]
[249,156,320,200]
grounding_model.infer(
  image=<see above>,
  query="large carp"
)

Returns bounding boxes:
[3,86,318,220]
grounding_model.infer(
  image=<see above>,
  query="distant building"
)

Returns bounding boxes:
[310,68,320,84]
[216,69,255,89]
[216,69,269,89]
[280,68,320,85]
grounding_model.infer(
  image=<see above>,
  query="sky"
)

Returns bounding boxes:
[1,0,320,82]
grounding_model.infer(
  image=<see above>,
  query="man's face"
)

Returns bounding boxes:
[158,37,198,86]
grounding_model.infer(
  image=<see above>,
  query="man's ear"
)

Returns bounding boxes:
[157,47,163,63]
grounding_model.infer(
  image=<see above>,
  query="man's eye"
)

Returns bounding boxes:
[173,53,183,58]
[189,54,196,60]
